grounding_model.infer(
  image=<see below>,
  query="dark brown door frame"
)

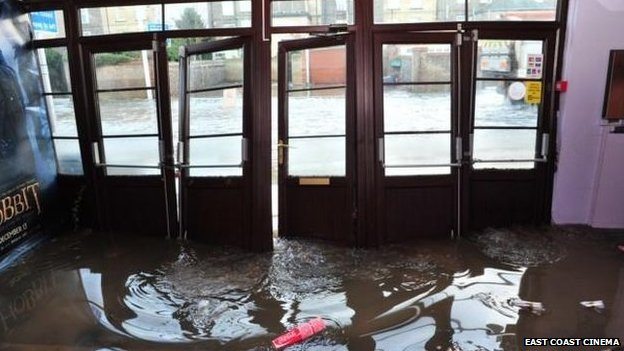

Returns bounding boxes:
[373,32,462,243]
[22,0,571,249]
[277,34,357,243]
[154,34,179,239]
[80,37,177,237]
[178,36,254,246]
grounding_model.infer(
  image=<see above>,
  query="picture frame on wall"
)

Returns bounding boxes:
[603,50,624,120]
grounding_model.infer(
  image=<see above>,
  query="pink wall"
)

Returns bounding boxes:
[552,0,624,228]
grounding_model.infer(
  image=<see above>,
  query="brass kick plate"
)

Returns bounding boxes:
[299,177,330,186]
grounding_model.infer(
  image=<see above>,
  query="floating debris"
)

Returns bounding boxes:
[508,298,546,315]
[580,300,605,311]
[272,317,326,349]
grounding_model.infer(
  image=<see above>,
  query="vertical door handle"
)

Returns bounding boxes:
[455,136,463,163]
[277,139,290,165]
[278,139,289,165]
[92,142,101,166]
[541,133,550,159]
[159,140,165,163]
[242,137,249,162]
[177,141,184,164]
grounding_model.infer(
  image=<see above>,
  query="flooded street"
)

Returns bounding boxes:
[1,226,623,350]
[51,85,540,175]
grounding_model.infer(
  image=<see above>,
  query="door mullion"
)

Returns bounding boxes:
[454,29,463,239]
[178,48,190,240]
[153,35,179,240]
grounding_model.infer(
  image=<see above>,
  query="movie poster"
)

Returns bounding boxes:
[0,0,58,255]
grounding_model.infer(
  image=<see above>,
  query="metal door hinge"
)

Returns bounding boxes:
[328,23,349,34]
[455,24,464,46]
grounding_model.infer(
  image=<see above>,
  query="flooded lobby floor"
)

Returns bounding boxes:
[0,226,623,351]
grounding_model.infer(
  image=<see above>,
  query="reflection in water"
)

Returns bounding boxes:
[0,227,623,350]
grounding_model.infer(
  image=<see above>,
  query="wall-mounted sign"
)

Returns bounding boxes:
[526,54,543,79]
[30,11,58,33]
[525,81,543,104]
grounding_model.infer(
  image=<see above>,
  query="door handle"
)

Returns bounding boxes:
[92,142,102,166]
[278,139,288,165]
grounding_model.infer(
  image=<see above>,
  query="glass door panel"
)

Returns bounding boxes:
[472,39,546,169]
[381,43,454,176]
[182,45,245,178]
[288,137,346,176]
[284,45,347,177]
[92,49,161,176]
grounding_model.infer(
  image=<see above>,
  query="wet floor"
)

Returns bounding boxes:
[0,226,623,350]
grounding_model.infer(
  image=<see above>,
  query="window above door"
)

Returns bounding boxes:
[79,1,252,37]
[374,0,559,24]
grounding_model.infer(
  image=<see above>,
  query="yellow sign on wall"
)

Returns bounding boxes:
[525,81,543,104]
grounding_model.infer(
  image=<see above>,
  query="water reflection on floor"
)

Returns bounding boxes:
[1,226,623,350]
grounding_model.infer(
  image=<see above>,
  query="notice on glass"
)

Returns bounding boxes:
[526,54,543,78]
[525,81,543,104]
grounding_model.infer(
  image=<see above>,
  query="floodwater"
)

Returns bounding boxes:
[1,226,623,350]
[51,85,539,176]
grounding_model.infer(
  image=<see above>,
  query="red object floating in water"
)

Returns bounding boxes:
[272,318,326,349]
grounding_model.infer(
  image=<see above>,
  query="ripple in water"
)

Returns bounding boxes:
[8,228,618,350]
[469,227,567,267]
